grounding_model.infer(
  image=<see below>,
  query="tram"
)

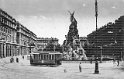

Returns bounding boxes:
[30,51,62,65]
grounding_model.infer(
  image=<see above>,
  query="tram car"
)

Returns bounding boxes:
[30,51,62,65]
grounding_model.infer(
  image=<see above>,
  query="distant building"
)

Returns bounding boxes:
[36,37,59,51]
[0,8,37,58]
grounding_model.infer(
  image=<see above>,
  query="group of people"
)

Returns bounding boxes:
[10,56,25,63]
[10,57,19,63]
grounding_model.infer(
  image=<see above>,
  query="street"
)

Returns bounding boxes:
[0,56,124,79]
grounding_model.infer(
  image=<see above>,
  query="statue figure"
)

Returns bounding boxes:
[68,11,77,25]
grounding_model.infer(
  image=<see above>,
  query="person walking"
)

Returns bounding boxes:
[64,68,67,73]
[117,59,120,66]
[16,57,19,63]
[79,62,82,72]
[90,58,93,64]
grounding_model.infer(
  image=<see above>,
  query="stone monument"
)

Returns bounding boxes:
[63,11,87,60]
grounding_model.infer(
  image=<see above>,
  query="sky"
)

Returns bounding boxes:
[0,0,124,44]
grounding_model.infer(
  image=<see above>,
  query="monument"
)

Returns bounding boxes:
[63,11,87,60]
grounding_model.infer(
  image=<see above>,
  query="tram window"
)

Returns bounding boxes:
[47,55,49,60]
[36,55,38,60]
[41,55,42,60]
[43,54,44,60]
[52,55,54,60]
[45,55,47,60]
[44,55,45,60]
[49,55,51,60]
[40,54,41,60]
[37,55,39,60]
[50,55,52,60]
[34,54,36,59]
[46,55,47,60]
[46,55,48,60]
[37,55,38,60]
[55,54,57,59]
[44,55,46,60]
[33,55,35,59]
[38,55,39,60]
[43,54,45,59]
[35,55,37,60]
[39,54,40,60]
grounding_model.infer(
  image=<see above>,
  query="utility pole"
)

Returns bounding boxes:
[95,0,98,57]
[95,0,98,31]
[94,0,99,74]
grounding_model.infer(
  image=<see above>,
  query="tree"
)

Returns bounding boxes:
[43,40,62,52]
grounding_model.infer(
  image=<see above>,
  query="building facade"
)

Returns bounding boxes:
[16,22,37,55]
[87,16,124,58]
[36,37,59,51]
[0,9,17,58]
[0,8,37,58]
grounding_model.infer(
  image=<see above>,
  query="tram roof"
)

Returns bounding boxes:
[31,51,62,55]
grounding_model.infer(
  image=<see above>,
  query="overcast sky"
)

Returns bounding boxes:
[0,0,124,44]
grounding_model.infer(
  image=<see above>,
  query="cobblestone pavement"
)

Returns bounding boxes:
[0,56,124,79]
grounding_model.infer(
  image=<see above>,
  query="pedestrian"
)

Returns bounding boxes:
[16,57,19,63]
[10,58,13,63]
[10,57,14,63]
[22,56,24,59]
[64,68,67,73]
[117,59,119,66]
[90,58,92,64]
[79,62,82,72]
